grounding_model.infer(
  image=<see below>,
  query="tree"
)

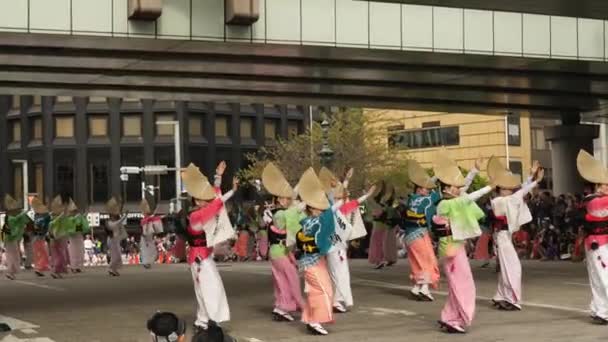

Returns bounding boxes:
[239,108,410,197]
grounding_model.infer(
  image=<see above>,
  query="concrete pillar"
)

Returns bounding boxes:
[545,123,599,194]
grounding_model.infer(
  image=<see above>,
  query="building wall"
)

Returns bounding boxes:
[364,109,532,179]
[0,95,305,212]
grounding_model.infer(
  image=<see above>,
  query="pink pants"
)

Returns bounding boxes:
[51,238,69,274]
[68,234,85,270]
[441,246,476,328]
[368,226,387,265]
[4,241,21,276]
[271,255,304,312]
[302,259,334,324]
[33,238,50,272]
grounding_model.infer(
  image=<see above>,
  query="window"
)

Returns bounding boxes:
[531,128,546,150]
[240,117,253,138]
[387,124,404,132]
[10,120,21,143]
[56,96,72,104]
[288,121,300,137]
[422,121,440,128]
[507,114,521,146]
[13,165,23,202]
[264,119,278,140]
[89,161,109,203]
[509,161,523,181]
[389,126,460,150]
[55,116,74,138]
[215,116,229,137]
[34,163,44,199]
[189,117,203,137]
[55,162,74,198]
[122,115,142,137]
[156,115,175,136]
[89,116,108,137]
[11,95,20,110]
[31,118,42,140]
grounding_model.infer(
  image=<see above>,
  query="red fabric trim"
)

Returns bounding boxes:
[339,200,359,215]
[141,215,161,226]
[586,214,608,222]
[270,225,286,235]
[189,198,224,227]
[187,246,213,264]
[585,235,608,250]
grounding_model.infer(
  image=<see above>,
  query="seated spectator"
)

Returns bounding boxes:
[147,312,186,342]
[192,320,237,342]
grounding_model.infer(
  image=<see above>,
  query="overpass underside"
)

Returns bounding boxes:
[1,32,607,117]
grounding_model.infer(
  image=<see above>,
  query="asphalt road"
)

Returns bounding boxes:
[0,259,603,342]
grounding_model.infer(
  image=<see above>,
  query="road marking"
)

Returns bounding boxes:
[0,335,55,342]
[564,282,589,287]
[21,329,37,335]
[353,278,589,314]
[13,281,64,292]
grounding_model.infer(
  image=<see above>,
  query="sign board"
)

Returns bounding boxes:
[87,213,101,227]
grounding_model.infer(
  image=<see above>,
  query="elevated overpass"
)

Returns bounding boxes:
[1,0,608,193]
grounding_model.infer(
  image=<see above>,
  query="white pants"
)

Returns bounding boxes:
[586,244,608,319]
[327,247,353,307]
[191,257,230,327]
[139,236,157,266]
[493,231,522,306]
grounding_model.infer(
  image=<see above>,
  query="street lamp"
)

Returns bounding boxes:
[318,117,334,167]
[156,120,182,211]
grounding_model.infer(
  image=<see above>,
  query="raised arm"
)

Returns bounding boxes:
[466,185,493,202]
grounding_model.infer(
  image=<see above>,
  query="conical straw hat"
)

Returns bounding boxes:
[50,195,65,215]
[181,163,215,201]
[487,156,520,190]
[318,167,337,194]
[297,168,330,210]
[407,159,436,189]
[105,197,121,216]
[434,148,465,187]
[577,149,608,185]
[31,197,49,214]
[67,198,78,214]
[261,162,294,198]
[3,194,20,212]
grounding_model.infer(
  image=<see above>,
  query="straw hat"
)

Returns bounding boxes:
[577,150,608,185]
[434,149,465,187]
[31,197,49,215]
[318,167,337,193]
[67,198,78,214]
[105,197,122,216]
[486,156,521,190]
[3,194,20,212]
[50,195,65,215]
[140,198,152,215]
[407,159,436,189]
[261,162,294,198]
[297,168,330,210]
[181,163,215,201]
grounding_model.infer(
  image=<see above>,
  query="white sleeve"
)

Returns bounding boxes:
[213,174,222,188]
[466,185,493,202]
[221,190,235,203]
[332,200,344,212]
[515,181,538,198]
[357,193,371,204]
[460,167,478,193]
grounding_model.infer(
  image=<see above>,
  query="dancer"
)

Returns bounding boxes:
[31,197,51,277]
[49,196,70,279]
[294,168,336,336]
[67,199,89,273]
[319,167,375,313]
[576,150,608,324]
[106,197,128,277]
[181,161,238,332]
[140,197,162,269]
[381,185,399,267]
[2,195,29,280]
[487,157,542,311]
[261,162,304,322]
[433,155,493,333]
[368,181,389,269]
[402,159,441,301]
